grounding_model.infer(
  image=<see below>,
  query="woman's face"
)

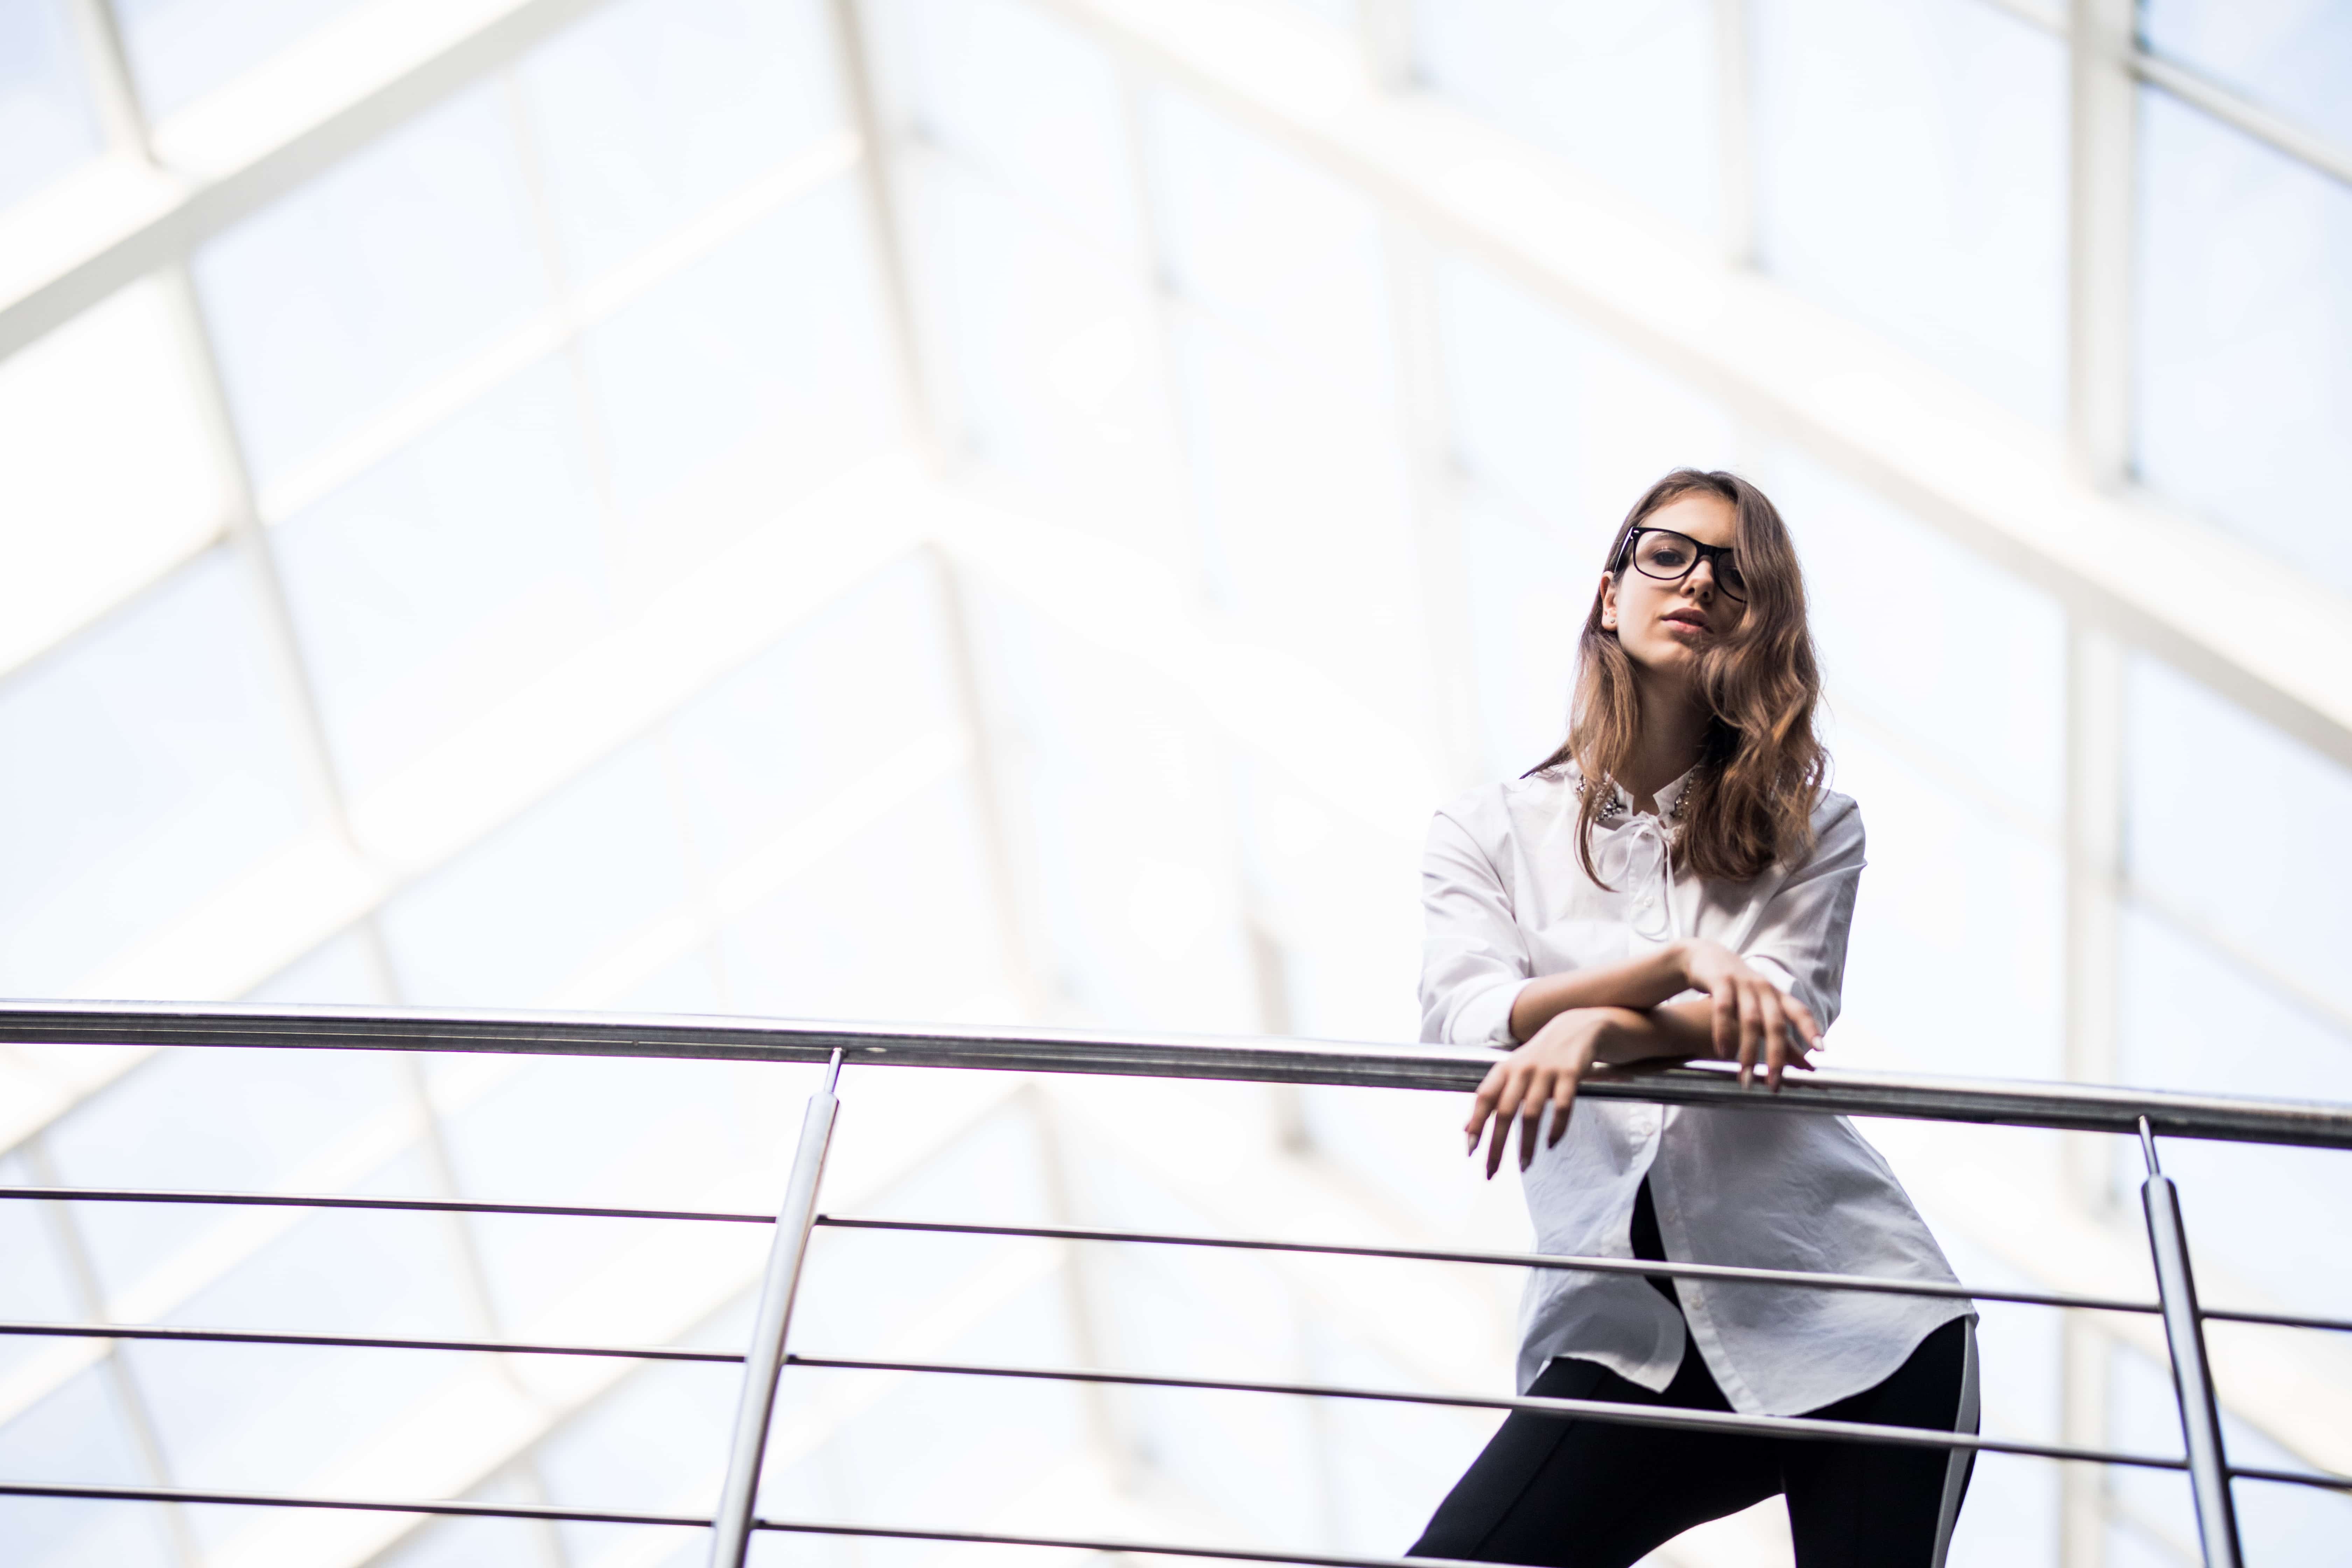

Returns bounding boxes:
[1600,491,1748,682]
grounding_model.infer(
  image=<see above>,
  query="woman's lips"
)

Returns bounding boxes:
[1662,612,1710,634]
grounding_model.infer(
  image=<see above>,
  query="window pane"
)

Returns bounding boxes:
[43,1044,408,1297]
[1413,0,1721,237]
[2142,0,2352,149]
[583,178,893,537]
[885,0,1141,266]
[666,558,955,878]
[193,82,547,491]
[518,0,845,283]
[0,1370,178,1567]
[1765,443,2065,827]
[1145,86,1397,404]
[969,587,1258,1033]
[2124,653,2352,1024]
[1174,318,1427,729]
[1828,728,2063,1081]
[1753,0,2066,425]
[2118,905,2352,1321]
[0,0,100,211]
[377,738,693,1007]
[1434,254,1736,543]
[270,355,609,796]
[1457,483,1582,778]
[0,548,316,994]
[0,279,227,675]
[2135,88,2352,594]
[907,160,1181,561]
[113,0,370,119]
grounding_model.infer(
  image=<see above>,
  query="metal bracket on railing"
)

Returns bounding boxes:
[709,1048,844,1568]
[2138,1117,2244,1568]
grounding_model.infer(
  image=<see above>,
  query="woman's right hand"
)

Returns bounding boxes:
[1676,939,1821,1091]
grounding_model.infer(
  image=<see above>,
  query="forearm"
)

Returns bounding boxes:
[1584,1000,1717,1064]
[1508,944,1690,1041]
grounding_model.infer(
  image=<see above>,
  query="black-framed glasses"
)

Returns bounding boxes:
[1617,527,1748,602]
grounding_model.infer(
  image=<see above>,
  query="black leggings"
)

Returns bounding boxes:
[1410,1191,1976,1568]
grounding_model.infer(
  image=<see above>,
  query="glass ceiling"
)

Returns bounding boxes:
[0,0,2348,1564]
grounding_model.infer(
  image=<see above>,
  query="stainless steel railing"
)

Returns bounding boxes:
[2,1001,2349,1568]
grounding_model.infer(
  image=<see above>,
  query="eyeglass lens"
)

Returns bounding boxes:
[1632,530,1747,601]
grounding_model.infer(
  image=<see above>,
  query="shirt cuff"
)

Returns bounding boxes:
[1451,980,1524,1049]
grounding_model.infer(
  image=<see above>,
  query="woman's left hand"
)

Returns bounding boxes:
[1465,1009,1629,1178]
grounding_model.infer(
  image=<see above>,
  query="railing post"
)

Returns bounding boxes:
[2137,1118,2243,1568]
[708,1049,844,1568]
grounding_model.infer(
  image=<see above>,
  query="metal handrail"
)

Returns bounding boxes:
[5,1003,2347,1568]
[5,1001,2352,1146]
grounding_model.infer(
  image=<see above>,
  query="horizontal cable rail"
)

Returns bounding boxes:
[0,1183,772,1225]
[1,1183,2341,1334]
[783,1352,2352,1493]
[6,1001,2352,1146]
[814,1215,2352,1336]
[0,1320,741,1363]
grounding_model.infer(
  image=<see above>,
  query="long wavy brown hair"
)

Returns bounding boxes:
[1528,469,1826,886]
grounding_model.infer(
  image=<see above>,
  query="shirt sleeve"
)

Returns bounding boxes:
[1419,805,1530,1048]
[1740,796,1865,1032]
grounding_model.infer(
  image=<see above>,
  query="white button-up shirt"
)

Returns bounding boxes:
[1420,766,1972,1415]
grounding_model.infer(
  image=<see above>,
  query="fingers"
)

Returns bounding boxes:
[1465,1064,1505,1155]
[1485,1067,1529,1180]
[1545,1070,1580,1148]
[1735,982,1762,1090]
[1518,1084,1547,1172]
[1711,988,1736,1062]
[1764,989,1788,1092]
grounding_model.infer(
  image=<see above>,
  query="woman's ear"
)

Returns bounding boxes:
[1599,572,1619,632]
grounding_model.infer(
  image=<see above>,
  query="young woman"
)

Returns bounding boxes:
[1410,470,1977,1568]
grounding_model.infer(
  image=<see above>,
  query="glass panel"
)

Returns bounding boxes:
[1172,318,1427,729]
[1753,0,2067,426]
[2117,905,2352,1319]
[1413,0,1721,237]
[906,160,1182,562]
[376,737,694,1008]
[242,923,390,1003]
[665,557,955,878]
[1231,758,1420,1043]
[113,0,370,119]
[0,279,229,677]
[1455,483,1581,778]
[0,547,316,995]
[2135,87,2352,594]
[1434,254,1737,546]
[1765,443,2065,827]
[2124,654,2352,1024]
[886,0,1141,266]
[42,1044,408,1298]
[582,178,893,549]
[1144,85,1397,405]
[269,355,609,796]
[968,586,1258,1033]
[1826,727,2063,1081]
[2142,0,2352,148]
[192,82,547,491]
[719,777,1012,1024]
[0,1369,178,1567]
[0,0,101,211]
[0,1154,81,1381]
[517,0,845,284]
